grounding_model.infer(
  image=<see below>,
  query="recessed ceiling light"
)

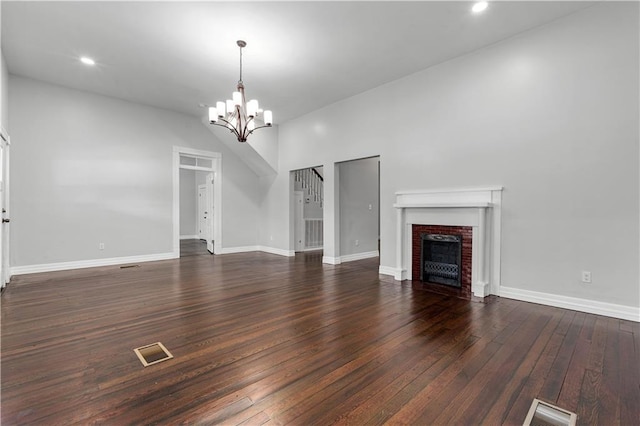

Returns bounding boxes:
[80,56,96,66]
[472,1,489,13]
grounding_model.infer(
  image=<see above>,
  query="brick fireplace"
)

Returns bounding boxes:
[387,187,503,298]
[412,224,473,298]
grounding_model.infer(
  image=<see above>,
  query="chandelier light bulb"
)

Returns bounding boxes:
[216,101,226,117]
[264,110,273,126]
[208,107,217,123]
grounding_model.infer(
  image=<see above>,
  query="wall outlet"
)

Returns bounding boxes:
[581,271,591,283]
[99,242,105,250]
[355,239,359,246]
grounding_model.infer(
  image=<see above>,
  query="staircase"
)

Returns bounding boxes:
[294,168,324,250]
[294,168,323,205]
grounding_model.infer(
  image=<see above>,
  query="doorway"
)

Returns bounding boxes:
[336,156,380,262]
[173,147,221,257]
[0,128,10,288]
[291,166,324,254]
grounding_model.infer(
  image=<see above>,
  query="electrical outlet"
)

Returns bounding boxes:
[99,242,105,250]
[355,239,359,246]
[581,271,591,283]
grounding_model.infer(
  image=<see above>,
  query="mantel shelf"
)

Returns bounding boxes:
[394,202,491,209]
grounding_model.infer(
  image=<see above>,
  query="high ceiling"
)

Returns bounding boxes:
[2,1,595,124]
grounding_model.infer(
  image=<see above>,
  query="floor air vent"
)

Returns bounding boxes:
[524,398,577,426]
[120,264,140,269]
[134,342,173,367]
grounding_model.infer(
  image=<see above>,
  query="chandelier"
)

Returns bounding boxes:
[208,40,273,142]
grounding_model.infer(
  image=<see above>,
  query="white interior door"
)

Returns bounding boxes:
[197,184,206,240]
[0,132,10,288]
[294,191,304,252]
[205,173,214,253]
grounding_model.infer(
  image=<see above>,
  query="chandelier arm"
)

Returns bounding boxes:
[210,119,242,140]
[248,124,273,135]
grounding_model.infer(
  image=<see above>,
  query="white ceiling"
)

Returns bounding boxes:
[2,1,595,124]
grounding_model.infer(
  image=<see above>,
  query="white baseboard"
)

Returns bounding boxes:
[180,235,199,240]
[218,245,295,257]
[340,251,379,263]
[378,265,397,276]
[258,246,295,257]
[11,252,177,276]
[378,265,406,280]
[323,251,379,265]
[500,286,640,322]
[219,245,260,254]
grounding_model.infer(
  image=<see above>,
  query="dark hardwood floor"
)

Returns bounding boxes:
[1,249,638,425]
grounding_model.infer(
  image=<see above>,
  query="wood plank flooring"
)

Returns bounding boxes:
[2,245,639,425]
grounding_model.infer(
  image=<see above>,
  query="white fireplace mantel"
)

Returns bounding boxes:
[390,187,503,298]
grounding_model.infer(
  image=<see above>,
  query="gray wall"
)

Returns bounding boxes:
[264,3,640,308]
[1,49,8,131]
[179,168,196,237]
[339,157,378,256]
[9,76,260,267]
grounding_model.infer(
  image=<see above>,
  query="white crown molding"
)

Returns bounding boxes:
[500,286,640,322]
[11,252,177,276]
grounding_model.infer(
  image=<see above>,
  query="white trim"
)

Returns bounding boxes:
[395,187,503,298]
[396,186,503,195]
[379,265,399,277]
[258,246,295,257]
[322,256,341,265]
[298,247,323,253]
[180,235,199,240]
[500,286,640,322]
[10,252,177,276]
[219,245,260,254]
[176,147,222,159]
[179,165,214,172]
[339,251,379,263]
[219,245,296,257]
[394,202,491,208]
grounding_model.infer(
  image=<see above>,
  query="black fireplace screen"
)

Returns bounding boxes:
[420,233,462,288]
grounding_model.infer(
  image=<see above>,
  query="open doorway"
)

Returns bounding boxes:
[172,147,221,258]
[336,156,380,262]
[291,166,324,256]
[0,127,10,288]
[179,168,213,257]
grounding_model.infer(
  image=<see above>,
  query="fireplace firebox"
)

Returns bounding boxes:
[420,233,463,288]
